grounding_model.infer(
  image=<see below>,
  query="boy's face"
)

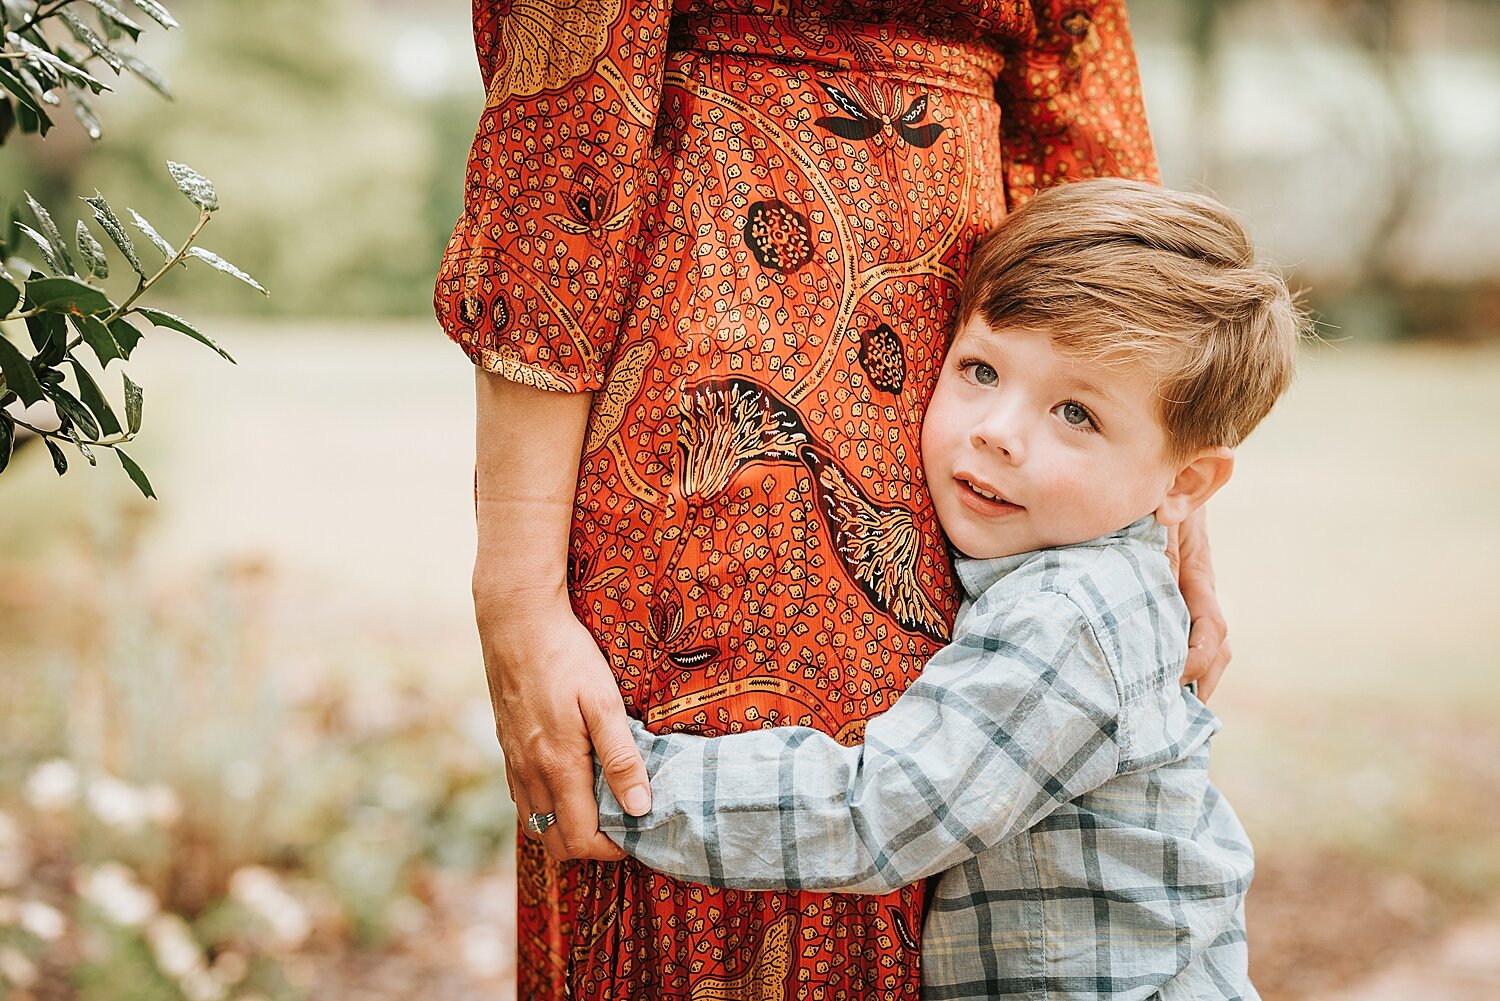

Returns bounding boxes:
[921,318,1189,560]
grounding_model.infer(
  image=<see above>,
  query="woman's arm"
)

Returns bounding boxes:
[474,370,651,861]
[1171,507,1231,699]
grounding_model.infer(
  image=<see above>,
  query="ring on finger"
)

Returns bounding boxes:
[526,811,557,836]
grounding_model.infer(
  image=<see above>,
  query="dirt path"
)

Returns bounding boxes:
[1309,913,1500,1001]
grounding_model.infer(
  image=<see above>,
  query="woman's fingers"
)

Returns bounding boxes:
[583,686,652,818]
[1175,507,1232,699]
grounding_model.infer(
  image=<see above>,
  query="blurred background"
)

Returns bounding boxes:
[1,0,1497,998]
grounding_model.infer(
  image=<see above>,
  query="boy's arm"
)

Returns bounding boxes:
[597,590,1125,893]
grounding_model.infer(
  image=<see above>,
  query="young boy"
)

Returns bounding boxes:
[593,178,1302,1000]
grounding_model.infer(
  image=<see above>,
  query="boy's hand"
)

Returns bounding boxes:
[1168,508,1232,700]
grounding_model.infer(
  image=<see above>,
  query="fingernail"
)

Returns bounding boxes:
[622,785,651,816]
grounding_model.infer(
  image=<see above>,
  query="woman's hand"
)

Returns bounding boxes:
[475,590,649,862]
[1167,506,1232,700]
[473,370,651,861]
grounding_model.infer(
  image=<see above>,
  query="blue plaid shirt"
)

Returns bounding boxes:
[597,516,1257,1000]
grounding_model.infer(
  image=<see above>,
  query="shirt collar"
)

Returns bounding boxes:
[953,514,1169,601]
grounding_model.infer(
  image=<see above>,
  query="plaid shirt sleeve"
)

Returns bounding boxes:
[596,589,1126,893]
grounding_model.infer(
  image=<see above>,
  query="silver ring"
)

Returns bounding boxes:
[526,811,557,836]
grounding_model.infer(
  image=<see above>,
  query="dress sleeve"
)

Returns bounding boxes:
[432,0,673,392]
[996,0,1161,208]
[594,591,1125,894]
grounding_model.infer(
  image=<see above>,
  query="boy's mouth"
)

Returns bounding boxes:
[956,475,1023,512]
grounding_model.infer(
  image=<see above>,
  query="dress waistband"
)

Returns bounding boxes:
[666,12,1005,98]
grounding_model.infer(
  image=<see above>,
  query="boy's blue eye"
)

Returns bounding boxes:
[1057,401,1096,428]
[964,361,998,386]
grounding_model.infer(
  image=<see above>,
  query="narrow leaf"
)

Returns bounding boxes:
[134,307,236,362]
[26,312,67,367]
[8,33,109,92]
[68,89,102,140]
[76,314,124,366]
[121,54,171,98]
[0,278,19,317]
[83,0,144,40]
[25,276,113,315]
[128,209,175,258]
[187,248,266,295]
[16,224,63,274]
[75,220,110,279]
[0,64,49,117]
[60,10,127,73]
[122,371,142,432]
[69,358,122,436]
[0,333,45,406]
[0,414,13,476]
[110,317,143,359]
[24,193,73,274]
[167,161,219,212]
[84,192,144,276]
[44,382,100,440]
[116,448,154,498]
[44,436,67,475]
[127,0,179,29]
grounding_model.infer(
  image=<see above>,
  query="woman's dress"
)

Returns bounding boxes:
[435,1,1157,996]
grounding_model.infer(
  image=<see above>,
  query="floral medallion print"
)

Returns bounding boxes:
[742,199,815,272]
[858,322,907,395]
[482,0,624,102]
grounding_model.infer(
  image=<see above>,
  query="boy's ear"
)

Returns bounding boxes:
[1156,447,1234,527]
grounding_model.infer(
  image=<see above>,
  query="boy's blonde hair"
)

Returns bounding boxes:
[957,178,1304,459]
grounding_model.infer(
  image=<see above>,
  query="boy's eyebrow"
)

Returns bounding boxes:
[1064,375,1122,405]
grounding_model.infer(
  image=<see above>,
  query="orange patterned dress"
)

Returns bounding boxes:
[435,1,1157,996]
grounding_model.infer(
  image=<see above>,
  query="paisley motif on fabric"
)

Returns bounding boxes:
[484,0,624,102]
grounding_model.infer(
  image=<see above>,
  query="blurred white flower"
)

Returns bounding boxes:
[74,862,158,927]
[181,967,228,1001]
[0,811,28,889]
[146,912,206,980]
[222,761,262,802]
[211,949,249,987]
[86,775,150,831]
[461,923,508,978]
[144,783,183,827]
[24,759,79,812]
[0,945,38,989]
[19,899,66,942]
[229,867,310,949]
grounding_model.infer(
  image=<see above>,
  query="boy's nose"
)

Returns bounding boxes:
[971,411,1026,463]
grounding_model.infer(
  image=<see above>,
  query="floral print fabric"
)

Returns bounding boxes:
[436,1,1157,997]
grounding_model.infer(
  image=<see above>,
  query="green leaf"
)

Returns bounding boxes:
[167,161,219,212]
[186,248,266,295]
[68,358,122,436]
[8,33,109,93]
[127,0,179,30]
[120,53,171,99]
[110,317,143,359]
[26,312,67,367]
[83,192,144,276]
[122,371,142,433]
[128,209,175,258]
[0,63,49,118]
[44,436,67,475]
[44,381,100,440]
[75,220,110,279]
[16,224,63,274]
[0,413,12,476]
[82,0,144,41]
[76,314,123,366]
[134,307,236,362]
[25,276,113,315]
[0,332,44,406]
[0,277,19,317]
[116,448,153,498]
[67,89,102,140]
[59,9,127,74]
[24,192,73,274]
